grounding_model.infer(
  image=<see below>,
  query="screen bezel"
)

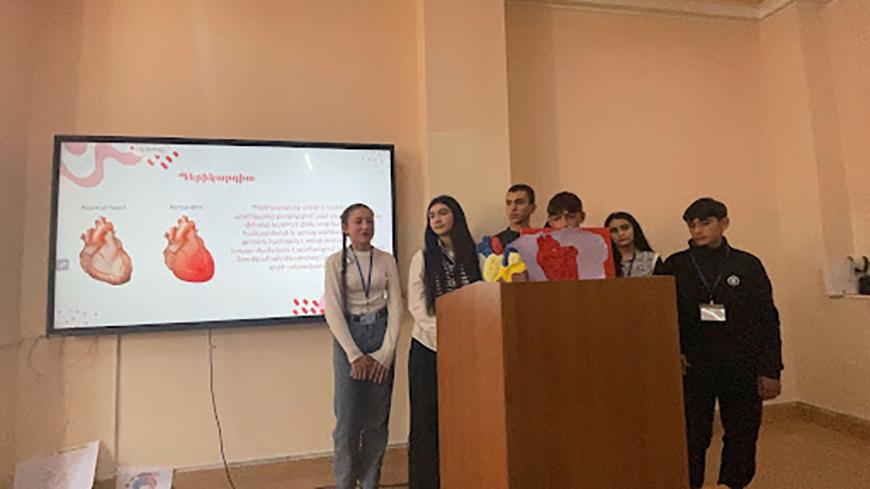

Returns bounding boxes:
[47,134,397,336]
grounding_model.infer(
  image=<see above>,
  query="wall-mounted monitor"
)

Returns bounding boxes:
[48,135,395,335]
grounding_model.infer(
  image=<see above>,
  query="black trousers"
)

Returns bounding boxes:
[408,339,439,489]
[683,363,763,488]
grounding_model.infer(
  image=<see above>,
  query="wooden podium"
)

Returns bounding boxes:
[436,277,689,488]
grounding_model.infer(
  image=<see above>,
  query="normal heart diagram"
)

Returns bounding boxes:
[79,216,133,286]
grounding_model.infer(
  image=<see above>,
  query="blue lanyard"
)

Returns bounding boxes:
[350,248,373,300]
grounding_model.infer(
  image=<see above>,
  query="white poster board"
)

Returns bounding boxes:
[14,441,99,489]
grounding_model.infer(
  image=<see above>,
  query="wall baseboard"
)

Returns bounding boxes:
[789,402,870,441]
[176,442,410,474]
[94,443,409,486]
[723,401,870,441]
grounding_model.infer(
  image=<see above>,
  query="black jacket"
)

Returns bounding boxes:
[494,227,521,247]
[660,239,783,379]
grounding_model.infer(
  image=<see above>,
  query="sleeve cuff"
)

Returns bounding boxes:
[759,367,782,379]
[369,348,395,369]
[345,348,364,365]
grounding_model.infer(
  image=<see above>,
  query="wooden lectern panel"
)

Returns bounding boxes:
[437,278,687,488]
[500,277,687,488]
[437,282,510,489]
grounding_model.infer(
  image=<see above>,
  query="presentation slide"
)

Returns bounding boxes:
[49,137,394,334]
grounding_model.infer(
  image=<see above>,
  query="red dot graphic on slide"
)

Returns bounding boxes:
[291,299,325,316]
[163,215,215,283]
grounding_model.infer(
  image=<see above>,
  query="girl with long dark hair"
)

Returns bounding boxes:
[407,195,482,489]
[605,211,663,277]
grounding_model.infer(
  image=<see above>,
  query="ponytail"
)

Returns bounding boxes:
[338,202,372,315]
[340,232,349,314]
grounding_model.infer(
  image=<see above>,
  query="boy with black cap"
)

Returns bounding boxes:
[661,197,783,489]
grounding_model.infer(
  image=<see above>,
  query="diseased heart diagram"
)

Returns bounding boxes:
[163,215,215,283]
[79,216,133,286]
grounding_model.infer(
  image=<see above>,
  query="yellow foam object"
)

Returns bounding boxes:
[483,253,528,283]
[498,252,527,283]
[483,254,503,282]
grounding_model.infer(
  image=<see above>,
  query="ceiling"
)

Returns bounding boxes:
[516,0,806,20]
[695,0,767,6]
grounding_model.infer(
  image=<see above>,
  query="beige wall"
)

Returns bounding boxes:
[5,0,870,484]
[822,0,870,253]
[14,2,93,480]
[11,0,422,479]
[808,0,870,420]
[757,0,826,419]
[416,0,512,238]
[1,0,34,483]
[759,0,870,421]
[506,1,870,419]
[506,5,775,249]
[506,3,798,399]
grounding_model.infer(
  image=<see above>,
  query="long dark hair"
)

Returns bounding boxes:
[423,195,481,314]
[340,203,372,313]
[605,211,654,277]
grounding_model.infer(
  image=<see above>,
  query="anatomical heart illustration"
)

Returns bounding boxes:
[536,234,580,281]
[79,216,134,285]
[163,216,215,283]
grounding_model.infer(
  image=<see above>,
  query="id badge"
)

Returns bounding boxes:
[700,303,726,322]
[359,313,377,325]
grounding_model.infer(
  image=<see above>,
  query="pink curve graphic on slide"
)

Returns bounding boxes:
[60,143,143,188]
[64,142,88,155]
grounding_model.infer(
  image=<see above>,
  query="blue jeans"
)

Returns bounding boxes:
[333,310,394,489]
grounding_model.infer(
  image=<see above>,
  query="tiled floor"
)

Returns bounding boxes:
[161,404,870,489]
